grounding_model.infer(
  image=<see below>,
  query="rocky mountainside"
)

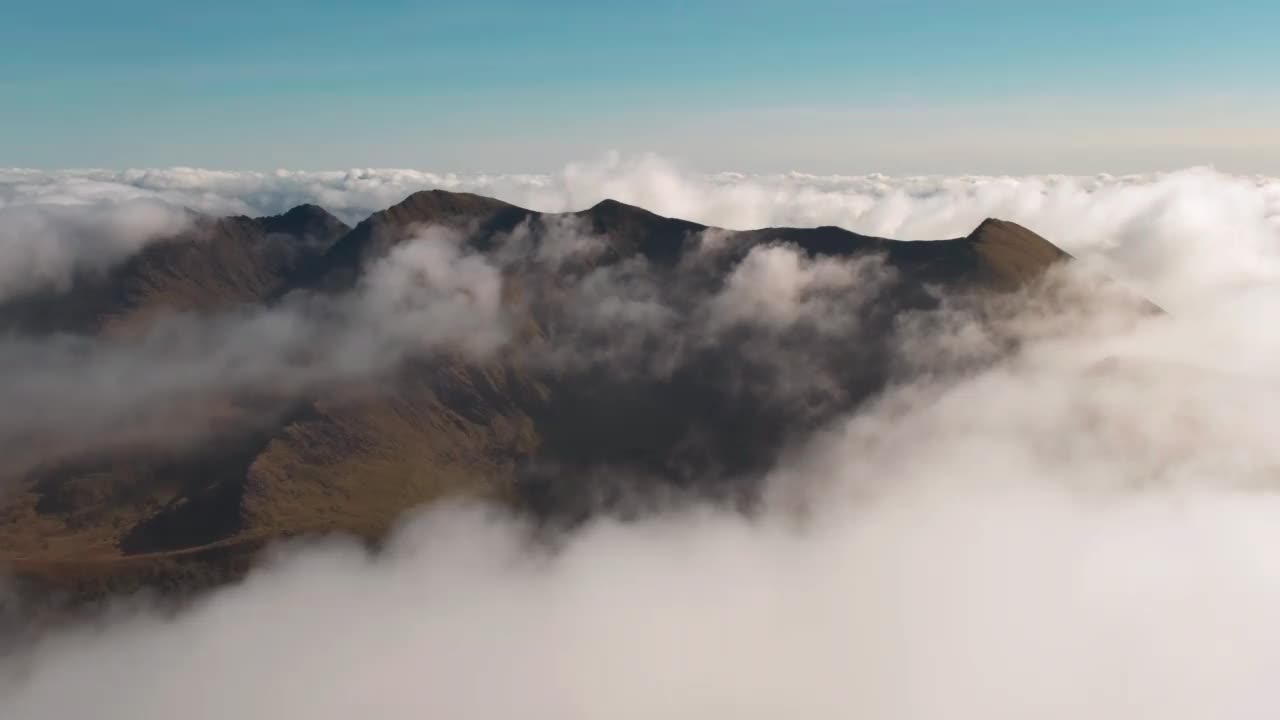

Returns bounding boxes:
[0,204,350,336]
[0,191,1083,599]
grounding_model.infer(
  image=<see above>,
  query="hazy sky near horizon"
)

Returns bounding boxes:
[3,0,1278,174]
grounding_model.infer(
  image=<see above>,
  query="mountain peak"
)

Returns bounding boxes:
[965,217,1072,288]
[392,189,516,217]
[278,203,334,220]
[361,189,521,236]
[586,197,630,210]
[288,190,530,293]
[255,204,350,244]
[966,218,1070,256]
[581,197,660,219]
[576,198,706,264]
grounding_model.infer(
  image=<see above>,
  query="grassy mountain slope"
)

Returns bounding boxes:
[0,192,1079,599]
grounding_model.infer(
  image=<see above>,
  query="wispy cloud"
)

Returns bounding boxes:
[0,200,192,300]
[0,226,508,466]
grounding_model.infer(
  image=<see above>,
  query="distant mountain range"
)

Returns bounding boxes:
[0,189,1082,600]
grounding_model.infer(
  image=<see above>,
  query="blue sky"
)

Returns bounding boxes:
[2,0,1278,173]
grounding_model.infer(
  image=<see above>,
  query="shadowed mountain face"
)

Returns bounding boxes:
[0,191,1091,598]
[291,190,526,293]
[0,205,350,336]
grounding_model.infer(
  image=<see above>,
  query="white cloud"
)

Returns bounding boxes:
[6,156,1278,310]
[0,227,509,464]
[5,156,1280,718]
[11,291,1280,720]
[708,244,888,333]
[0,200,192,300]
[490,214,607,269]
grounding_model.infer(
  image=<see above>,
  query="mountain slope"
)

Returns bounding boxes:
[0,192,1089,600]
[0,205,350,336]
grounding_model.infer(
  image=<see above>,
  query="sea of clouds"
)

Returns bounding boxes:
[4,153,1279,311]
[3,155,1280,719]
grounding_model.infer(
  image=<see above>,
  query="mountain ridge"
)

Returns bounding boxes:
[0,190,1096,601]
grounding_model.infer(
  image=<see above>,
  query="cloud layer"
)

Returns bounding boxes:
[6,155,1279,310]
[7,280,1280,719]
[4,156,1280,718]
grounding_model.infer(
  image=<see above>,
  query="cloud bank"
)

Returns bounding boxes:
[3,156,1280,718]
[6,279,1280,719]
[6,155,1278,309]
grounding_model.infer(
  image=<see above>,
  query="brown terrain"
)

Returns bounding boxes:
[0,190,1080,601]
